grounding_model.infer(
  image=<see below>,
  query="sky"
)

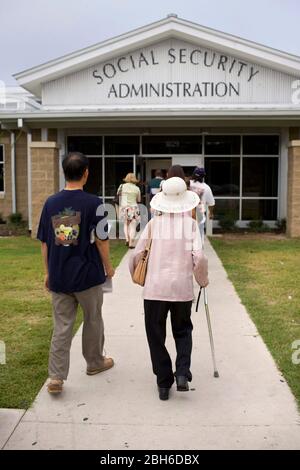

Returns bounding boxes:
[1,0,300,86]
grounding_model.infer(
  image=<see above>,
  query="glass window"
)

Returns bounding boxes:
[84,158,103,196]
[105,136,139,155]
[205,135,240,155]
[142,135,202,154]
[181,166,196,178]
[243,157,278,197]
[242,199,277,220]
[0,145,4,192]
[205,157,240,196]
[105,157,134,197]
[214,199,240,220]
[67,136,102,155]
[243,135,279,155]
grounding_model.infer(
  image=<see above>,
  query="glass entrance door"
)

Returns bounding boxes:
[145,158,172,207]
[145,158,172,182]
[104,155,135,202]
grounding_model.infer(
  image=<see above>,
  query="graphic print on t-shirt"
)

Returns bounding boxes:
[51,207,81,246]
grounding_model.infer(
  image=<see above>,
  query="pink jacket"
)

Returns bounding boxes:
[129,213,209,301]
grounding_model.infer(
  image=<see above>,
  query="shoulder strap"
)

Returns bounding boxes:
[145,222,152,251]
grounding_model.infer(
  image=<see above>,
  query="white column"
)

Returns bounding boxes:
[10,132,16,213]
[279,128,289,220]
[57,129,65,190]
[27,132,32,230]
[41,128,48,142]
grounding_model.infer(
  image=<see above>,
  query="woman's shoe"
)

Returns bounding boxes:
[176,376,189,392]
[158,387,169,401]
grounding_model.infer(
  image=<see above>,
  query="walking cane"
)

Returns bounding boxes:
[196,211,219,378]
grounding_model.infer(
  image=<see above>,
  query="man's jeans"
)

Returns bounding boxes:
[49,284,105,380]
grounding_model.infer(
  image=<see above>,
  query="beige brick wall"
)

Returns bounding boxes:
[32,129,57,142]
[32,129,41,142]
[289,128,300,141]
[287,140,300,238]
[48,129,57,142]
[31,142,59,238]
[0,132,12,219]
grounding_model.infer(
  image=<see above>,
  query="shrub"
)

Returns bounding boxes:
[276,218,286,233]
[8,212,23,225]
[0,212,5,224]
[218,213,237,232]
[247,219,270,232]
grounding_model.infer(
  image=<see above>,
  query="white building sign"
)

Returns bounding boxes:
[43,39,298,106]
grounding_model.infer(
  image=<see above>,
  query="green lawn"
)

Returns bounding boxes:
[210,235,300,407]
[0,236,127,409]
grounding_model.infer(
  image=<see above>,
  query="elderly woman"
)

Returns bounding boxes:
[117,173,141,248]
[129,177,209,401]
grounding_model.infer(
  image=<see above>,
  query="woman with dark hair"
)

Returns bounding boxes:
[167,164,186,181]
[150,165,187,218]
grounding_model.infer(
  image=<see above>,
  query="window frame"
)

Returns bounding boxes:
[203,133,280,223]
[142,134,203,155]
[65,132,281,223]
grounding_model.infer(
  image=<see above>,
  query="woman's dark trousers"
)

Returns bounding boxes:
[144,300,193,388]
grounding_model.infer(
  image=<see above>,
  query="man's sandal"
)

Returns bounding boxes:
[47,379,63,394]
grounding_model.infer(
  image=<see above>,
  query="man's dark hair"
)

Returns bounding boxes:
[62,152,89,182]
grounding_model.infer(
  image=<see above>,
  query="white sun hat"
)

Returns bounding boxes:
[150,177,200,213]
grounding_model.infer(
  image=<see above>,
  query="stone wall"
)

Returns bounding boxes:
[31,142,59,237]
[287,140,300,237]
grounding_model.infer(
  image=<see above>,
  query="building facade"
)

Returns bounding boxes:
[1,14,300,236]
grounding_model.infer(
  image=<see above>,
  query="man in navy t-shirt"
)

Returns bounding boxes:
[37,152,115,394]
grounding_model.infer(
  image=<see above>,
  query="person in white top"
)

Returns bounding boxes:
[117,173,141,248]
[189,167,215,241]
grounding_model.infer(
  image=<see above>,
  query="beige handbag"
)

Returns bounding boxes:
[132,227,152,287]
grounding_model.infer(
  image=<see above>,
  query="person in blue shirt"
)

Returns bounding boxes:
[37,152,115,394]
[148,170,164,200]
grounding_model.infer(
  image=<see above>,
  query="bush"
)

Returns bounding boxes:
[218,214,237,232]
[276,218,286,233]
[8,212,23,225]
[0,212,5,224]
[247,219,270,232]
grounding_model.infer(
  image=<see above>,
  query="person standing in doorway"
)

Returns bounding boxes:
[148,170,164,200]
[117,173,141,248]
[190,167,215,241]
[37,152,115,395]
[129,177,209,401]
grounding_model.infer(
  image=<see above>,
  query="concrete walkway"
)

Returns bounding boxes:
[3,240,300,450]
